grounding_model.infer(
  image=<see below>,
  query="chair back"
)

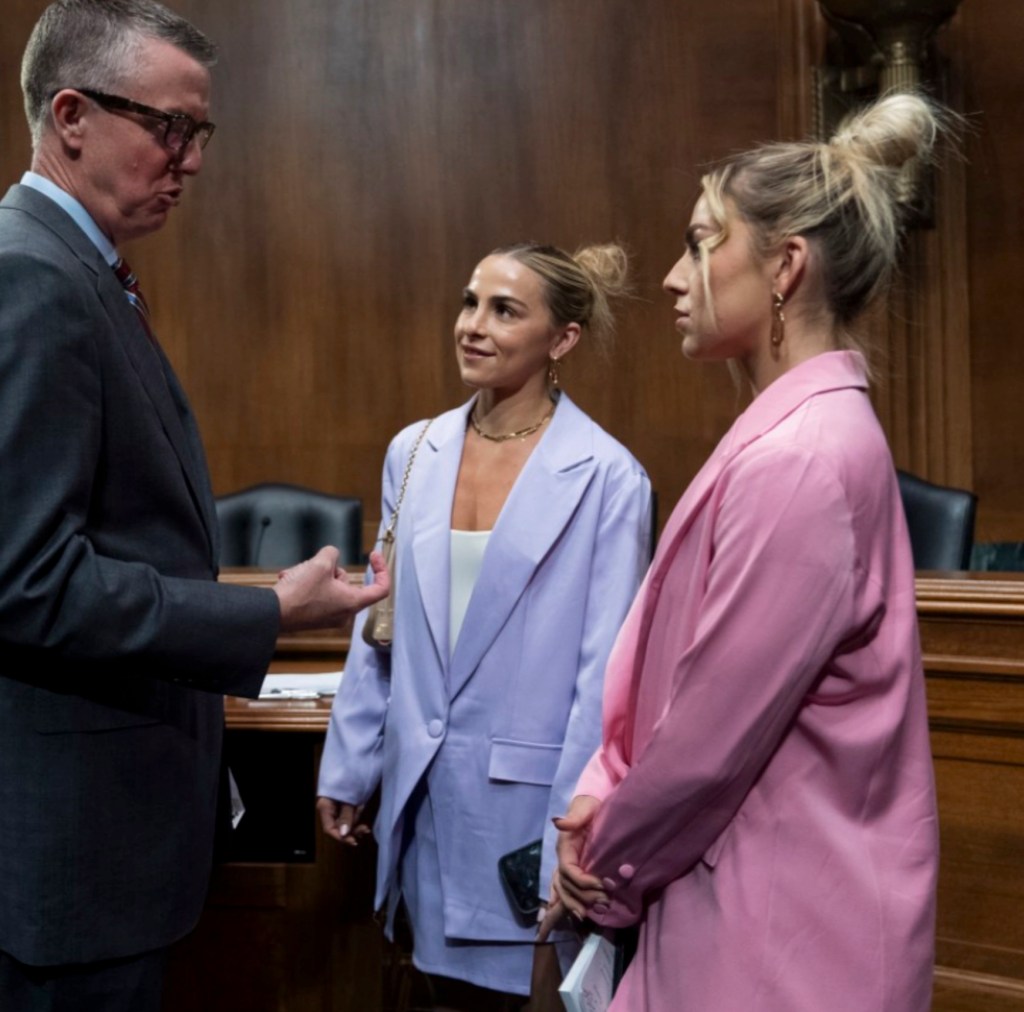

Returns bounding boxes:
[896,470,977,571]
[215,483,363,568]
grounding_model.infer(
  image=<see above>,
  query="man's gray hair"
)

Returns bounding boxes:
[21,0,217,148]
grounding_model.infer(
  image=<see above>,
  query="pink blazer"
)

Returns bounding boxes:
[576,352,938,1011]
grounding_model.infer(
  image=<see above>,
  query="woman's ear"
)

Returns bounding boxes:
[551,321,582,361]
[772,236,809,301]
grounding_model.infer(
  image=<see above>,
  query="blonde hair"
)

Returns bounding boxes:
[698,93,948,351]
[492,242,630,355]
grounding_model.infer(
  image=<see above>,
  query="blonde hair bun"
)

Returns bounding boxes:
[573,243,631,300]
[699,92,955,346]
[830,92,940,173]
[493,240,631,354]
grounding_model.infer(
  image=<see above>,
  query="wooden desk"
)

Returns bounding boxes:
[919,573,1024,1010]
[164,571,1024,1011]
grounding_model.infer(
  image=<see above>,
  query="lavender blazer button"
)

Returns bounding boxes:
[427,719,444,737]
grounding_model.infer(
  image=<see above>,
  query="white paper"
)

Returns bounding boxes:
[559,931,616,1012]
[258,671,343,699]
[227,767,245,830]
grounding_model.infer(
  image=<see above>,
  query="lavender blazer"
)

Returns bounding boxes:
[318,394,650,941]
[577,352,938,1011]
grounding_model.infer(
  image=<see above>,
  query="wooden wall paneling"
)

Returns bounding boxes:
[776,0,825,140]
[961,0,1024,541]
[0,0,788,540]
[5,1,1024,540]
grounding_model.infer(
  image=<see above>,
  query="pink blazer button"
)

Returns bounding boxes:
[618,863,636,880]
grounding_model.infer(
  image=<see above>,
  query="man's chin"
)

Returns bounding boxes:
[116,209,171,245]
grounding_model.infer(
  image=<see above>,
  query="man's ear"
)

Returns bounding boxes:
[49,89,89,151]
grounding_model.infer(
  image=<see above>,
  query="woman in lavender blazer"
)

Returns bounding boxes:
[318,242,650,1008]
[548,95,948,1011]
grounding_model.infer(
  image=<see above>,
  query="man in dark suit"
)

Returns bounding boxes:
[0,2,387,1007]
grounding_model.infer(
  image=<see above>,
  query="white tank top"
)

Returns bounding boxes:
[449,529,492,658]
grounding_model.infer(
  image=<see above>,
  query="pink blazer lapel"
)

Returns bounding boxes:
[622,351,870,757]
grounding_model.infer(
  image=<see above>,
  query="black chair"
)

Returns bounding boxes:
[970,541,1024,572]
[896,469,977,571]
[215,483,363,569]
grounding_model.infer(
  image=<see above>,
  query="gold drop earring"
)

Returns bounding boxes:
[770,291,785,349]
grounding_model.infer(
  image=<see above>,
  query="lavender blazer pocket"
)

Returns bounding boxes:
[488,738,562,786]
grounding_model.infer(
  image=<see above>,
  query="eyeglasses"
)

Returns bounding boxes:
[72,87,216,152]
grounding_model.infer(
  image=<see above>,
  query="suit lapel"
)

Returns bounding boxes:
[97,255,219,562]
[446,395,597,701]
[3,186,218,563]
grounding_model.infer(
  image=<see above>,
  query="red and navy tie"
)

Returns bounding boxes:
[113,257,156,342]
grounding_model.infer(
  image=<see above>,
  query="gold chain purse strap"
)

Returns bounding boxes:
[363,418,433,648]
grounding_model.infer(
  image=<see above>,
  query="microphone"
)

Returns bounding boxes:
[251,516,271,567]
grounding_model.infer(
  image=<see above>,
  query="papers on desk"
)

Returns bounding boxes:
[258,671,343,699]
[559,931,617,1012]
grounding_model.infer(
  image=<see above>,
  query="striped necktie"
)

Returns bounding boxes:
[113,257,156,341]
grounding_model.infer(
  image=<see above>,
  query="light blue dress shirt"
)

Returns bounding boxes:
[21,171,118,265]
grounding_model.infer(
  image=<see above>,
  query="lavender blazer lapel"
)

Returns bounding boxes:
[447,395,598,702]
[409,409,466,669]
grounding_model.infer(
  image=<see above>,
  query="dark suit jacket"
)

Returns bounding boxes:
[0,184,281,965]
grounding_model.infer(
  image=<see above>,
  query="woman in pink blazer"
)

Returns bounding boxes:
[546,95,946,1011]
[318,243,650,1009]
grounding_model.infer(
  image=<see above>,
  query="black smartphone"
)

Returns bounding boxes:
[497,838,543,922]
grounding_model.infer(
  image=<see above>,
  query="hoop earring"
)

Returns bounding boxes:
[771,291,785,349]
[548,356,561,389]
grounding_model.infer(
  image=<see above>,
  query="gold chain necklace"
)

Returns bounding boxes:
[470,401,555,442]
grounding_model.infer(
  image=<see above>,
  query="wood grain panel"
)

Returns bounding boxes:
[4,3,1024,539]
[1,0,780,539]
[920,573,1024,1010]
[961,0,1024,541]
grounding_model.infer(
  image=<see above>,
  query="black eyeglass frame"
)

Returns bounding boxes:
[70,87,216,152]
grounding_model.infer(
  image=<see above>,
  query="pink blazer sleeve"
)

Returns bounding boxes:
[574,585,649,801]
[582,443,862,925]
